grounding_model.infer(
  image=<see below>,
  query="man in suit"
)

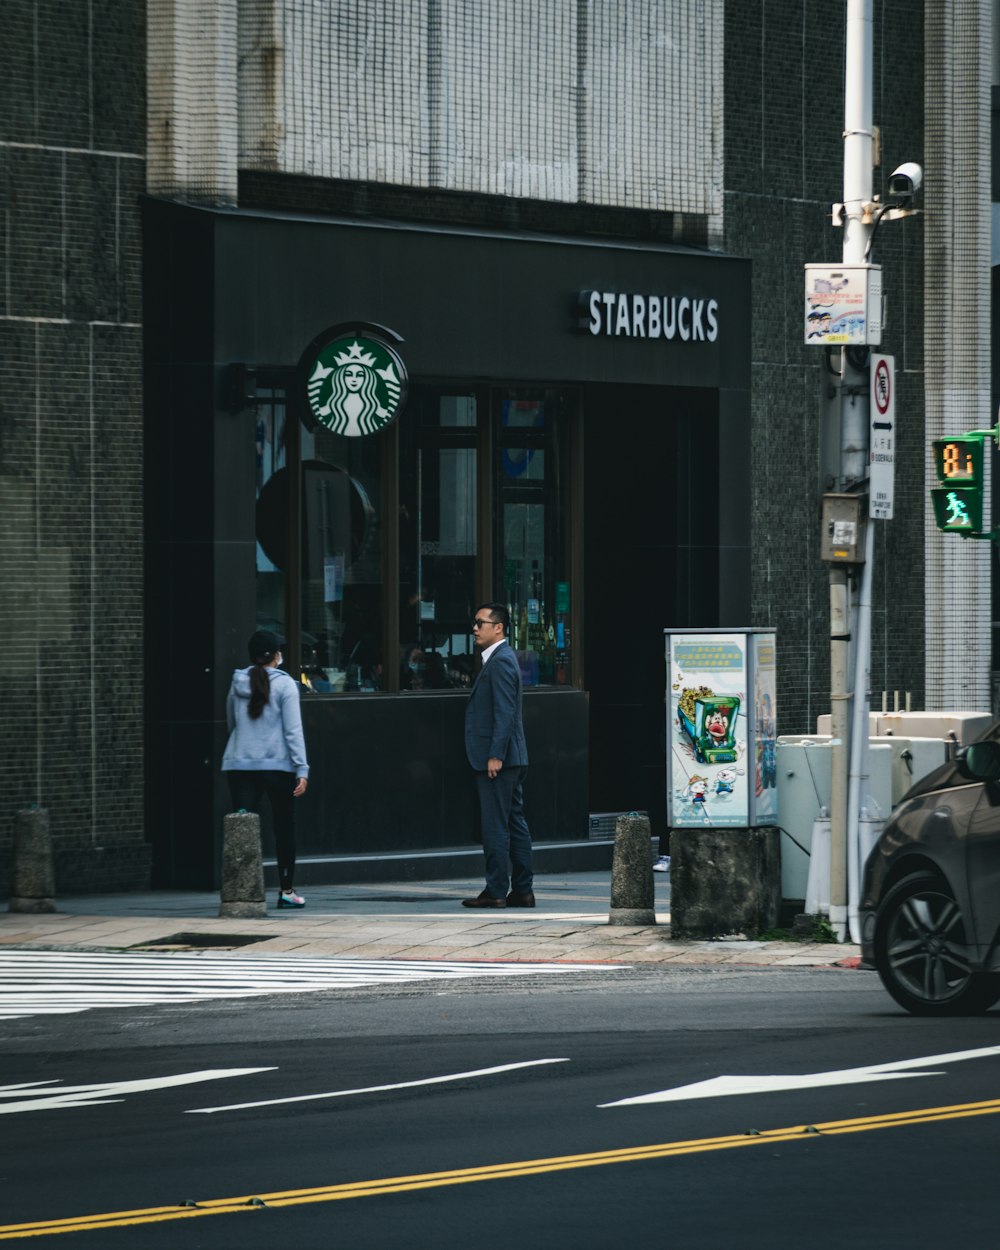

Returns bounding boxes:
[462,602,535,908]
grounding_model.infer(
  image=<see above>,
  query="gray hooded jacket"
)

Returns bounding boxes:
[221,667,309,777]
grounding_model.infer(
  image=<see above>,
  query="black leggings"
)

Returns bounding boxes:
[227,770,297,892]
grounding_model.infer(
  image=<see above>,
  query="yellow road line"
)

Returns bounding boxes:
[3,1095,1000,1240]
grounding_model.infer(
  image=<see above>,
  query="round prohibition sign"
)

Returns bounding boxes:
[873,357,892,416]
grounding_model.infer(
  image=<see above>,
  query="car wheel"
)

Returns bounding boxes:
[873,872,1000,1016]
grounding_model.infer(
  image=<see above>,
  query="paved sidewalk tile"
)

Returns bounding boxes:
[0,882,862,969]
[327,943,436,959]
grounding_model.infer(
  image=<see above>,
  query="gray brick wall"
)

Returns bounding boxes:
[726,0,926,735]
[0,0,149,894]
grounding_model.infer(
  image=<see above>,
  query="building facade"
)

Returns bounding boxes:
[1,0,957,894]
[1,1,148,890]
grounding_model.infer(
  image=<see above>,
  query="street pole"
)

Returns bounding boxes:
[829,0,874,942]
[828,567,849,935]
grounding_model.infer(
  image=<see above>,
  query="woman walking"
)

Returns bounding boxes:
[222,630,310,909]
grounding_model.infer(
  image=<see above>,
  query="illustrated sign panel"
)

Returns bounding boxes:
[804,264,882,346]
[665,630,777,829]
[750,633,777,822]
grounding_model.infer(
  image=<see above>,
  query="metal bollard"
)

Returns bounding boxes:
[9,807,57,913]
[219,811,267,918]
[608,811,656,926]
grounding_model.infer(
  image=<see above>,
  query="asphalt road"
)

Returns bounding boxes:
[2,963,998,1248]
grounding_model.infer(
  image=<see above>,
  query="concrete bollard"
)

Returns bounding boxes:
[608,811,657,926]
[219,811,267,918]
[9,807,57,913]
[669,826,781,939]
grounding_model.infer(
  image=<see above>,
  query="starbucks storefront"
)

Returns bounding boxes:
[143,199,751,888]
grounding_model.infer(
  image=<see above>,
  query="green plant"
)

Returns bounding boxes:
[809,915,839,943]
[757,916,838,944]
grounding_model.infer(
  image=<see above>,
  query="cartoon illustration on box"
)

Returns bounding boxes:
[683,774,711,818]
[753,676,778,814]
[754,690,776,792]
[714,765,745,798]
[671,683,746,823]
[677,687,741,764]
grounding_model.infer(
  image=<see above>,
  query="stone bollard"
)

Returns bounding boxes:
[9,807,57,913]
[608,811,656,926]
[219,811,267,918]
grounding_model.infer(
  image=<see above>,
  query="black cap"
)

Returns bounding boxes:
[248,630,284,663]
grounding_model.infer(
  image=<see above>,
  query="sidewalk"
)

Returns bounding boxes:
[0,872,861,968]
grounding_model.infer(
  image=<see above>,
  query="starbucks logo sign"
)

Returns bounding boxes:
[300,329,407,437]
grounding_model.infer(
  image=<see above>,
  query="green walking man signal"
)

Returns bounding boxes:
[931,424,999,539]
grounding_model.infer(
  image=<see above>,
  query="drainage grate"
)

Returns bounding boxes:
[129,932,269,951]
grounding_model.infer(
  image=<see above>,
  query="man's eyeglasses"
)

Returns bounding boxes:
[471,617,497,629]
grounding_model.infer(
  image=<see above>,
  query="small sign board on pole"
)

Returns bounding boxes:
[869,353,895,520]
[804,264,882,346]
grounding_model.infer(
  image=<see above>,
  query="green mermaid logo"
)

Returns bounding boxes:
[304,334,406,437]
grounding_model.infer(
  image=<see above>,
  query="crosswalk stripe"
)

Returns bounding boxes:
[0,950,618,1021]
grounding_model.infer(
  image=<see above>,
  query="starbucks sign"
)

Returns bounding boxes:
[299,326,408,437]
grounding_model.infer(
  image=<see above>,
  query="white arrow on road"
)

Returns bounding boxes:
[187,1058,571,1114]
[600,1045,1000,1107]
[0,1068,276,1115]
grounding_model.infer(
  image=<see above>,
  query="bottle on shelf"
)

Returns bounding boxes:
[539,618,555,684]
[527,560,541,634]
[555,612,568,684]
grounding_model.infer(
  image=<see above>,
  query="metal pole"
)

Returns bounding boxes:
[829,0,874,941]
[847,518,875,943]
[828,569,850,930]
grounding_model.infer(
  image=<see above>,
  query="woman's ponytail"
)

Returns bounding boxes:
[248,662,271,719]
[245,630,283,719]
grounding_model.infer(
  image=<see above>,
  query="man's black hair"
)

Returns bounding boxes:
[478,601,509,633]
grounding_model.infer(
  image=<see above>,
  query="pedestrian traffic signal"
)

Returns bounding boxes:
[931,434,986,536]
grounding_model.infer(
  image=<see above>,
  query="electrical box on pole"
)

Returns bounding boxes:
[821,493,868,562]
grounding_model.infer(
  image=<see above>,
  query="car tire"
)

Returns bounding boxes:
[873,871,1000,1016]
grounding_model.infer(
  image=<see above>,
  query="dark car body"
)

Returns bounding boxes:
[860,730,1000,1014]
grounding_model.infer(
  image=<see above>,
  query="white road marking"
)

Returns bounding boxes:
[0,950,619,1022]
[600,1045,1000,1106]
[187,1058,570,1114]
[0,1069,275,1115]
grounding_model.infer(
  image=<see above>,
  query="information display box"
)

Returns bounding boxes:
[665,629,777,829]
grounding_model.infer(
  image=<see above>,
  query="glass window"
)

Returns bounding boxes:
[253,382,384,693]
[496,390,574,687]
[253,379,578,696]
[254,388,289,644]
[301,426,383,692]
[399,392,478,690]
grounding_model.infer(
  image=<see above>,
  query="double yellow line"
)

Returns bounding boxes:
[4,1095,1000,1240]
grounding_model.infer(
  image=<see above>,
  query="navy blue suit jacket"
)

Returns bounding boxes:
[464,642,528,772]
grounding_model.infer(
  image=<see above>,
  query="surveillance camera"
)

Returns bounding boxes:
[888,161,923,203]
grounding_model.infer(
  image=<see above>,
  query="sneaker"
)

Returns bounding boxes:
[653,855,671,873]
[277,889,305,908]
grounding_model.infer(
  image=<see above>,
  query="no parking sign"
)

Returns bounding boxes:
[870,354,895,520]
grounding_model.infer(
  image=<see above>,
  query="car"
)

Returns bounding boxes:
[860,733,1000,1016]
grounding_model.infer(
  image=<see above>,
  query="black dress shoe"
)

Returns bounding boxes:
[462,890,507,908]
[506,891,536,908]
